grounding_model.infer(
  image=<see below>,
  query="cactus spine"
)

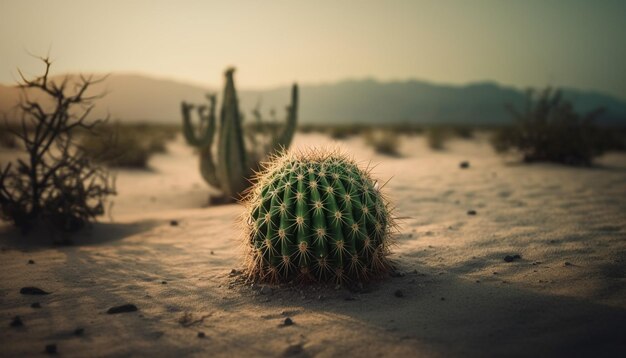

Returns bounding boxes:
[243,150,394,284]
[182,68,298,201]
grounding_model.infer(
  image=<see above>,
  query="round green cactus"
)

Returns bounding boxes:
[243,150,394,283]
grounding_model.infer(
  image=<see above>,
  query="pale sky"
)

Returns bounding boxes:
[1,0,625,98]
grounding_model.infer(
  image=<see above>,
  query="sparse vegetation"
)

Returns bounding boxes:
[426,127,449,150]
[491,87,609,165]
[80,123,175,169]
[0,57,115,232]
[363,129,401,156]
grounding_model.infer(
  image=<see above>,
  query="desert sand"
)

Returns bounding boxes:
[1,133,625,357]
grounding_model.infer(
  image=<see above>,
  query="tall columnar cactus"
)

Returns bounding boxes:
[182,68,298,201]
[242,150,394,283]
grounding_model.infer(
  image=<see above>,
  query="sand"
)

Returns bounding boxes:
[1,133,625,357]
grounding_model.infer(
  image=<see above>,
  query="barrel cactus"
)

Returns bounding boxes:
[242,150,394,284]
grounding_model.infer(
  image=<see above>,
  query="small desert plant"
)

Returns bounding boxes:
[426,127,449,150]
[0,56,115,232]
[80,123,171,168]
[364,130,401,156]
[242,149,394,284]
[491,88,607,165]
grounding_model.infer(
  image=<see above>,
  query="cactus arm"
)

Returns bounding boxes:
[217,68,249,198]
[271,84,298,151]
[182,97,222,189]
[181,97,216,147]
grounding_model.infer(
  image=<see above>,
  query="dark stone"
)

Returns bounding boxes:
[467,210,477,215]
[394,289,404,298]
[459,161,470,169]
[10,316,23,327]
[504,254,521,262]
[28,259,35,264]
[441,297,446,301]
[197,332,206,338]
[31,302,41,308]
[107,304,138,314]
[45,344,57,354]
[170,220,178,226]
[74,328,84,336]
[281,344,304,357]
[20,287,50,295]
[161,281,167,284]
[283,317,294,326]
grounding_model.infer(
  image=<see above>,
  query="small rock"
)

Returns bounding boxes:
[74,328,84,336]
[440,297,446,301]
[28,259,35,264]
[493,272,498,275]
[170,220,178,226]
[564,261,572,266]
[45,344,57,354]
[31,302,41,309]
[281,344,304,357]
[161,281,167,284]
[467,210,477,215]
[210,251,214,255]
[504,254,521,263]
[459,161,470,169]
[107,304,138,314]
[475,280,480,283]
[283,317,294,326]
[394,289,404,298]
[10,316,23,327]
[20,287,50,295]
[197,332,206,338]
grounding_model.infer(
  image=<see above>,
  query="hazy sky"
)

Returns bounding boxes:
[1,0,625,98]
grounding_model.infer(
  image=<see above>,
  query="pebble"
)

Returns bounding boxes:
[28,259,35,264]
[45,344,57,354]
[10,316,23,327]
[394,289,404,298]
[564,261,572,266]
[467,210,477,215]
[170,220,178,226]
[459,161,470,169]
[504,254,521,263]
[197,332,206,338]
[283,317,294,326]
[107,304,138,314]
[20,287,50,295]
[281,344,304,357]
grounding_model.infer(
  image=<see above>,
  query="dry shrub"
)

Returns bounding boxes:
[491,88,609,165]
[0,57,115,233]
[80,123,174,169]
[364,129,401,156]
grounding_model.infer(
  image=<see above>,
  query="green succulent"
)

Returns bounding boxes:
[243,150,394,284]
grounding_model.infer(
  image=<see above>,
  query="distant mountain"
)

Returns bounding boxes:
[1,74,624,125]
